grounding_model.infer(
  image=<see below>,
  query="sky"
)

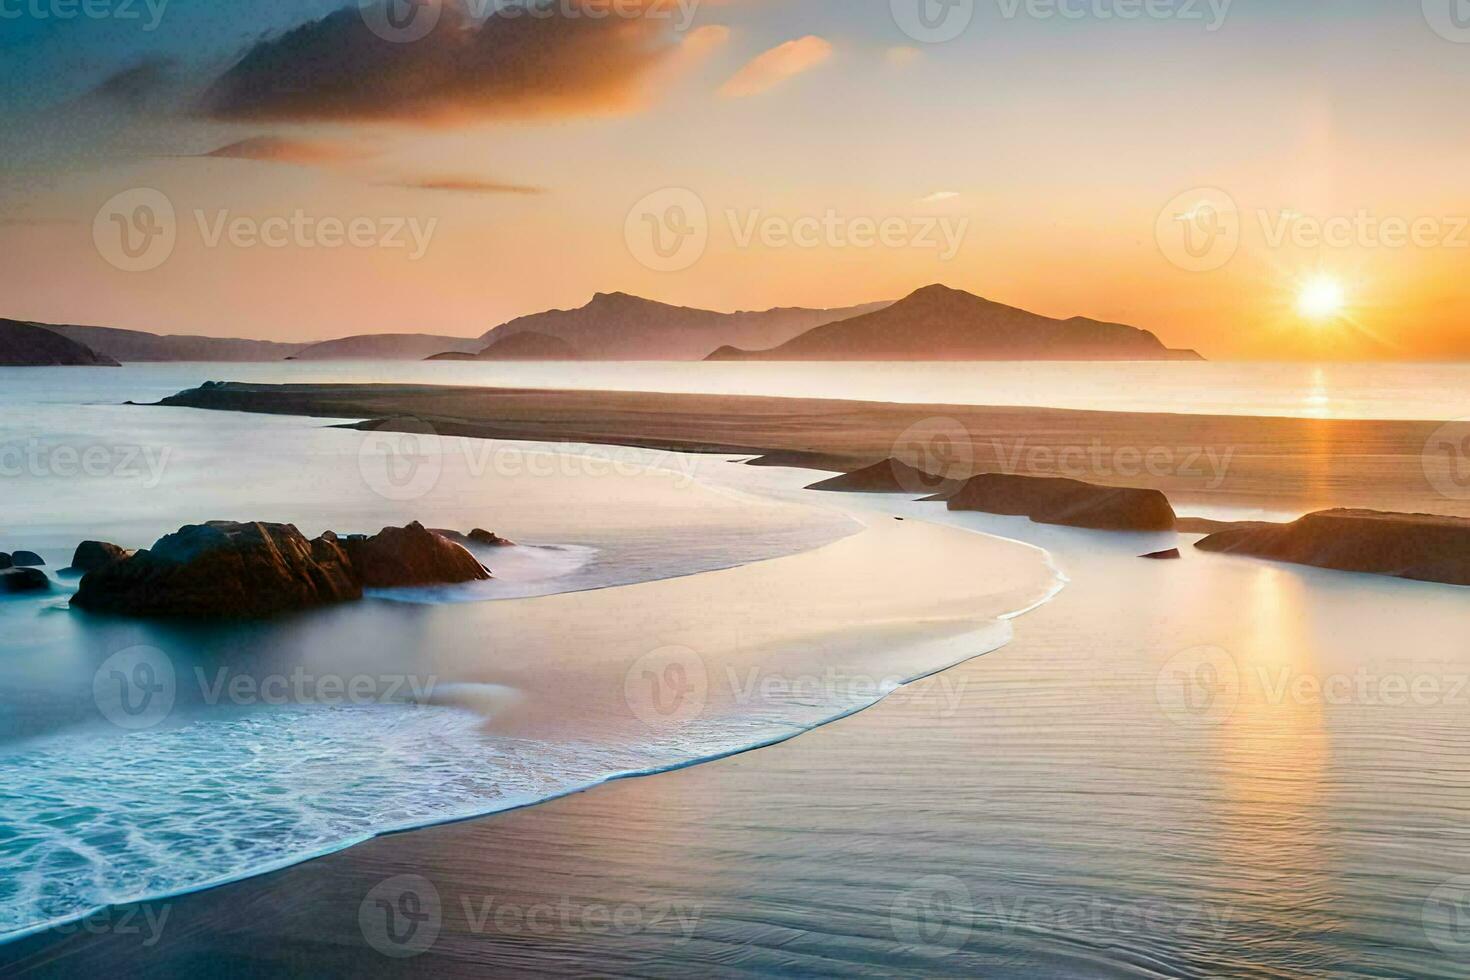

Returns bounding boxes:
[1,0,1468,358]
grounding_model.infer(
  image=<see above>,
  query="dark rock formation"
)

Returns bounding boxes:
[1194,509,1470,586]
[11,551,45,567]
[807,458,958,495]
[72,522,362,618]
[468,528,515,547]
[67,540,133,574]
[1141,549,1182,560]
[449,331,584,362]
[339,522,490,588]
[943,473,1177,531]
[0,553,11,570]
[1,568,50,593]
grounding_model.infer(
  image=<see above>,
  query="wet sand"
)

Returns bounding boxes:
[156,382,1470,518]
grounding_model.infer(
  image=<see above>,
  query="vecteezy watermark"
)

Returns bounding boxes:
[890,875,974,956]
[725,208,970,262]
[890,417,975,495]
[1423,0,1470,43]
[1156,187,1241,273]
[93,188,176,273]
[93,188,437,272]
[1423,418,1470,501]
[0,0,167,30]
[92,646,441,731]
[358,874,701,958]
[50,903,173,948]
[0,439,172,487]
[995,0,1231,29]
[1157,646,1470,727]
[1423,875,1470,955]
[891,0,974,43]
[1155,645,1240,726]
[624,187,709,273]
[624,646,709,727]
[726,666,970,717]
[1157,188,1470,272]
[990,438,1235,489]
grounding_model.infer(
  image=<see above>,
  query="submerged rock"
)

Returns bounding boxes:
[1,567,50,593]
[1195,509,1470,586]
[1141,549,1182,560]
[67,540,133,574]
[943,473,1176,532]
[340,522,490,588]
[11,551,45,567]
[72,521,362,619]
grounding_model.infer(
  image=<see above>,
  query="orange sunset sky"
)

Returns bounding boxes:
[1,0,1468,359]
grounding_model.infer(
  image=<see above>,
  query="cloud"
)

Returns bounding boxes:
[383,176,546,195]
[87,57,180,110]
[200,2,719,125]
[201,136,377,165]
[718,35,833,98]
[918,191,960,203]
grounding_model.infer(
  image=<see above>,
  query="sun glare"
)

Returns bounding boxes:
[1297,276,1346,320]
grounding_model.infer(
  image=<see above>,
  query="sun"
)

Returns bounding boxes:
[1297,276,1346,320]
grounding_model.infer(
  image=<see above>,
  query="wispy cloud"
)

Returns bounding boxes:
[383,176,547,195]
[201,136,377,166]
[719,35,833,98]
[918,191,960,204]
[885,46,923,68]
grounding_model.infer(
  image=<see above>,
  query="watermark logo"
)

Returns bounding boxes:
[624,645,708,727]
[358,420,445,502]
[892,417,974,495]
[93,645,176,730]
[94,188,176,273]
[1156,645,1238,726]
[890,874,973,955]
[892,0,975,43]
[1424,875,1470,954]
[359,0,443,42]
[726,208,969,262]
[1156,187,1239,273]
[360,874,443,958]
[1422,418,1470,501]
[1423,0,1470,42]
[625,187,708,272]
[0,0,168,30]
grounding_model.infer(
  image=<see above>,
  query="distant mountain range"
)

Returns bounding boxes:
[708,285,1202,361]
[8,286,1201,365]
[1,320,120,366]
[468,292,895,361]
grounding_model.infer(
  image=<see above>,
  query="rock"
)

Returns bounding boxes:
[468,528,515,548]
[806,458,958,496]
[67,540,133,574]
[942,473,1177,532]
[0,553,11,570]
[1194,509,1470,586]
[11,551,45,567]
[72,521,362,618]
[1141,549,1182,560]
[0,568,50,593]
[340,522,491,588]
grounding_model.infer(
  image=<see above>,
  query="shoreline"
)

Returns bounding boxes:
[153,381,1470,518]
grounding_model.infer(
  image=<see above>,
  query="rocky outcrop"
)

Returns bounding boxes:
[806,458,956,495]
[468,528,514,547]
[942,473,1177,531]
[67,541,133,574]
[1,568,50,593]
[339,522,490,588]
[71,521,492,618]
[0,553,11,570]
[1194,509,1470,586]
[1141,549,1182,560]
[72,522,362,618]
[11,551,44,567]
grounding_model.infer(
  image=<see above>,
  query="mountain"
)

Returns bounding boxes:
[706,285,1202,361]
[431,331,584,361]
[0,320,120,366]
[46,324,307,361]
[292,334,483,361]
[480,292,893,361]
